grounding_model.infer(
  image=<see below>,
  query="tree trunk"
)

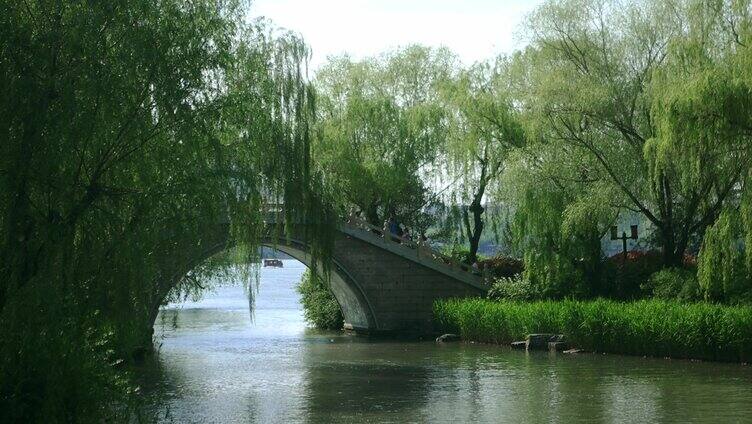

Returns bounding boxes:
[467,201,484,264]
[462,167,489,265]
[659,225,685,268]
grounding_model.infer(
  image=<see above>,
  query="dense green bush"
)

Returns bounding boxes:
[296,270,344,330]
[479,256,524,279]
[440,244,478,265]
[434,298,752,362]
[602,251,665,299]
[487,276,540,301]
[486,251,707,303]
[641,268,700,301]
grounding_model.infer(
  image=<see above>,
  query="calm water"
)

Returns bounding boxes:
[139,260,752,423]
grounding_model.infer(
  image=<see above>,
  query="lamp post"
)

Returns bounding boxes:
[610,225,638,260]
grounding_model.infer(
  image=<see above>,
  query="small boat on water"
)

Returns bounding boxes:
[263,259,284,268]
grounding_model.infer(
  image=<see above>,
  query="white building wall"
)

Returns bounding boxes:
[601,211,655,258]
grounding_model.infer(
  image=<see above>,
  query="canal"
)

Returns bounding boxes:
[138,260,752,423]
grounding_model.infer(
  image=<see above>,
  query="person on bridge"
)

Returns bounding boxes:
[383,216,398,242]
[388,216,399,240]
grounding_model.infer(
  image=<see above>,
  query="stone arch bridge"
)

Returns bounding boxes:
[149,218,487,336]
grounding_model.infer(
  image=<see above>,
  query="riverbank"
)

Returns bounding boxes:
[433,298,752,363]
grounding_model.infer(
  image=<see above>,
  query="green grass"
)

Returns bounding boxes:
[434,298,752,362]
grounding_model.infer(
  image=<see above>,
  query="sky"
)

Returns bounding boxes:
[250,0,546,72]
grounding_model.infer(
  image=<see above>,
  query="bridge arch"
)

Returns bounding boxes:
[149,221,486,338]
[259,237,377,332]
[149,234,377,335]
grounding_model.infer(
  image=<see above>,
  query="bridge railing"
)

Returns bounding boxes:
[257,204,488,282]
[343,215,488,281]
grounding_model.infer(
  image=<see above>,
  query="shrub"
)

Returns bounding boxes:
[296,270,344,330]
[641,267,700,301]
[522,250,589,299]
[440,244,476,265]
[479,256,524,279]
[487,275,540,301]
[433,298,752,362]
[602,250,665,299]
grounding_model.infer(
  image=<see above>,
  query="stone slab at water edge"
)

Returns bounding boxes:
[516,334,567,351]
[436,334,461,343]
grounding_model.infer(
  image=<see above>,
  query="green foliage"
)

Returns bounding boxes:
[313,46,452,228]
[434,298,752,362]
[698,210,751,301]
[480,255,525,279]
[501,146,612,298]
[0,284,128,422]
[0,0,333,419]
[1,0,751,418]
[439,244,477,265]
[487,276,541,301]
[437,58,525,262]
[642,268,701,301]
[602,251,665,300]
[506,0,752,272]
[296,270,344,330]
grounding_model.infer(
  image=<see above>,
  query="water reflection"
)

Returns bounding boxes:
[137,260,752,423]
[300,339,432,422]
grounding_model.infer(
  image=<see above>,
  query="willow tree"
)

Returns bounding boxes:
[500,140,618,297]
[678,2,752,301]
[313,46,454,229]
[509,0,752,271]
[0,1,328,420]
[439,59,524,263]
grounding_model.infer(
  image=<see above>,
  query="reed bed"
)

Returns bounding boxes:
[434,298,752,362]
